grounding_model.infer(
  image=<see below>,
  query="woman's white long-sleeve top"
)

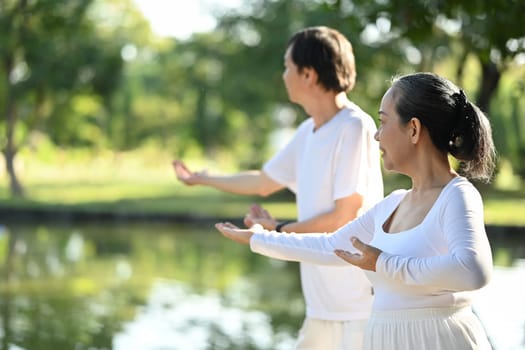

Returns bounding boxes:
[250,176,493,310]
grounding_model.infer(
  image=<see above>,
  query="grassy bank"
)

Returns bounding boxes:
[1,149,524,226]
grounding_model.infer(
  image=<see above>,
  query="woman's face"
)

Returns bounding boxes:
[374,87,413,173]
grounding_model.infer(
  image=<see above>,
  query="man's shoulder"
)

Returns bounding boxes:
[336,106,377,131]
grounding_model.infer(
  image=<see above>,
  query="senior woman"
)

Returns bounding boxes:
[215,72,495,350]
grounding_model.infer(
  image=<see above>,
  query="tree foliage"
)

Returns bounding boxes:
[359,0,525,110]
[1,0,524,197]
[0,0,129,196]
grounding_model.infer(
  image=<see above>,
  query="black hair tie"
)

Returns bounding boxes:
[453,89,468,114]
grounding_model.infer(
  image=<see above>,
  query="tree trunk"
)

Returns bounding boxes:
[4,97,24,198]
[1,0,29,198]
[476,61,501,113]
[2,55,24,197]
[455,49,469,86]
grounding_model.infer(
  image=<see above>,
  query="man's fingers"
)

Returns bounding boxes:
[252,203,264,217]
[249,204,259,216]
[243,215,254,228]
[173,162,189,178]
[248,203,272,220]
[262,207,271,219]
[172,160,185,170]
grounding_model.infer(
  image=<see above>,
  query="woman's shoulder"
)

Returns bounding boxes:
[297,117,314,129]
[438,176,484,213]
[444,176,482,198]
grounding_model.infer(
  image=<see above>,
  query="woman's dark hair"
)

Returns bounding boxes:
[287,26,356,93]
[390,72,496,182]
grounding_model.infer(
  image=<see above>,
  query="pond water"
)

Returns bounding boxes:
[0,221,523,350]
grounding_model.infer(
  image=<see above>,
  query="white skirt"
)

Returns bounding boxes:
[295,318,368,350]
[364,306,492,350]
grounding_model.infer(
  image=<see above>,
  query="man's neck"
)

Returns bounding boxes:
[308,92,350,131]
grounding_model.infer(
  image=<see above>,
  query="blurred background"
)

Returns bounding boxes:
[0,0,524,349]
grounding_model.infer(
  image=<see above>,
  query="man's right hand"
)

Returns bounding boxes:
[172,160,206,186]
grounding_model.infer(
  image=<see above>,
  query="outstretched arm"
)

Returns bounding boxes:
[173,160,284,196]
[215,222,347,265]
[216,206,376,266]
[244,193,363,233]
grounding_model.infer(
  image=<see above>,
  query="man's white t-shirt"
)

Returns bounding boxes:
[263,102,383,321]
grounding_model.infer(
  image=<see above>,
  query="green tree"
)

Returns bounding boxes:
[210,0,525,174]
[363,0,525,111]
[351,0,525,179]
[0,0,125,197]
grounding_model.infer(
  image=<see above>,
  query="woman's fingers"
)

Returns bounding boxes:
[334,236,380,272]
[350,237,367,251]
[334,249,362,264]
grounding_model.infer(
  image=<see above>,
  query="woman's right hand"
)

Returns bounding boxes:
[215,222,257,245]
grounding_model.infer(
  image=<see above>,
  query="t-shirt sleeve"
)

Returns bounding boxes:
[249,201,377,265]
[262,122,308,192]
[332,118,375,201]
[376,182,493,291]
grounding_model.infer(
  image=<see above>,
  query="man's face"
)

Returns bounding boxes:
[282,46,305,104]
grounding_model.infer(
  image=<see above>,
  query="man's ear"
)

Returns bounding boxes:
[409,117,422,144]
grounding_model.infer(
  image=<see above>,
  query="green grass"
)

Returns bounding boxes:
[476,185,525,226]
[1,182,297,220]
[0,149,298,221]
[1,149,524,226]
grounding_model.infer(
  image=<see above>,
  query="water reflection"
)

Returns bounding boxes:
[0,222,523,350]
[114,280,296,350]
[476,261,525,350]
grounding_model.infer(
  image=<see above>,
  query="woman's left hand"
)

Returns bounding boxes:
[334,237,382,272]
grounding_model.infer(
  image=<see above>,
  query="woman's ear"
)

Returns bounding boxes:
[409,117,422,144]
[303,67,317,86]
